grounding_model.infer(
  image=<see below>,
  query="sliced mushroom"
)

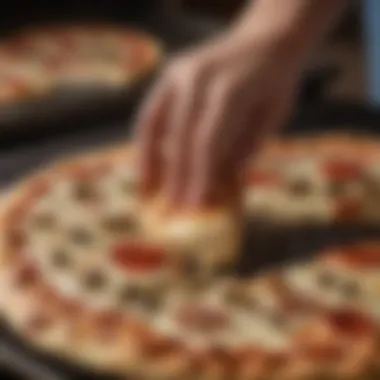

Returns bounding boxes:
[73,181,99,202]
[70,227,93,245]
[102,214,137,234]
[225,285,258,311]
[119,285,161,311]
[142,292,162,312]
[340,279,361,299]
[32,212,57,230]
[288,178,313,197]
[267,309,289,329]
[82,270,107,291]
[316,270,337,289]
[182,255,201,278]
[119,285,144,306]
[51,248,71,269]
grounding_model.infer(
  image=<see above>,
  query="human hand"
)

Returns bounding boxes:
[136,30,304,207]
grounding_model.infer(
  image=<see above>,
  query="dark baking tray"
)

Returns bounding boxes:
[1,101,380,380]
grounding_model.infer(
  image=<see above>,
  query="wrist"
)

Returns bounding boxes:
[229,0,347,65]
[224,22,309,70]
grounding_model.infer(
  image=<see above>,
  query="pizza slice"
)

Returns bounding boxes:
[245,135,380,227]
[283,241,380,319]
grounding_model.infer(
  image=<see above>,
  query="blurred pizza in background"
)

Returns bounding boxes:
[0,24,162,104]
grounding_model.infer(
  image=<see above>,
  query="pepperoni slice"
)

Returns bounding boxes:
[326,310,374,339]
[63,299,84,318]
[247,170,281,187]
[144,337,182,358]
[7,228,26,250]
[176,304,230,333]
[325,244,380,269]
[334,197,362,221]
[26,312,53,334]
[294,344,342,361]
[111,241,166,272]
[324,159,362,181]
[14,262,38,288]
[238,349,287,374]
[94,311,124,342]
[344,245,380,267]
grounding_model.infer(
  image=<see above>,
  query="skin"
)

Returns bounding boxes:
[136,0,348,207]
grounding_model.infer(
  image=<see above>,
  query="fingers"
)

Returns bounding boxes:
[135,52,293,209]
[164,66,206,205]
[135,77,173,195]
[186,77,235,206]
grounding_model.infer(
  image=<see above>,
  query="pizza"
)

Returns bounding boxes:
[1,140,380,379]
[282,241,380,374]
[283,241,380,318]
[245,134,380,226]
[0,46,51,102]
[0,24,162,103]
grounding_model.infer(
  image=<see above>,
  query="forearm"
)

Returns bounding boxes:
[231,0,348,59]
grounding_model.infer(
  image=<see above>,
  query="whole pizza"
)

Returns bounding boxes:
[0,135,379,379]
[0,24,162,103]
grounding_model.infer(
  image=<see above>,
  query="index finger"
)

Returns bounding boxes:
[134,78,173,195]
